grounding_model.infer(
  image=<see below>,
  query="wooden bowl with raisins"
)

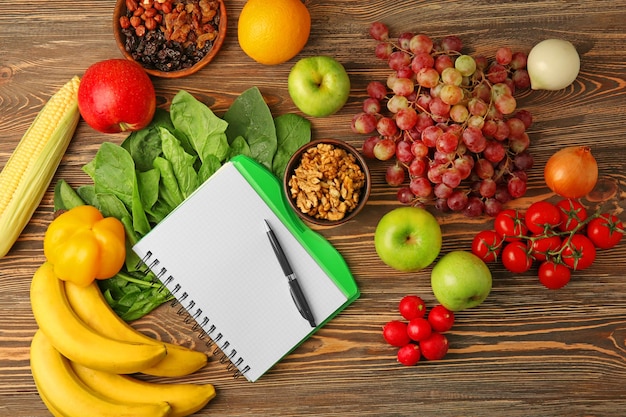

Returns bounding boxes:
[284,139,372,227]
[113,0,227,78]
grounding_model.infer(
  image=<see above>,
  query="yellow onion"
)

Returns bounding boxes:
[544,146,598,198]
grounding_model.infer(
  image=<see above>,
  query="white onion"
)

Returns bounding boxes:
[527,39,580,90]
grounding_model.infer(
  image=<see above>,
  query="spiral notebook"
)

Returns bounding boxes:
[132,155,359,382]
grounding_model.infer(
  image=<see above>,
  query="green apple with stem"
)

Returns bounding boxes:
[431,250,492,311]
[374,207,442,272]
[288,56,350,117]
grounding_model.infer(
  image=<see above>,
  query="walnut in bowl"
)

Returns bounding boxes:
[284,139,371,226]
[113,0,227,78]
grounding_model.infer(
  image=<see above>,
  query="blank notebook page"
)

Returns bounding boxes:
[132,162,349,382]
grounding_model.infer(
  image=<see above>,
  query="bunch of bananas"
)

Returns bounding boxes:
[30,261,216,417]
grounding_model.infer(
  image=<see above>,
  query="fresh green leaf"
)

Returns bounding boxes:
[120,215,142,273]
[227,135,252,160]
[82,158,95,179]
[160,127,198,199]
[84,142,135,209]
[117,287,172,321]
[53,179,85,211]
[121,108,171,172]
[132,173,151,237]
[153,157,184,209]
[94,193,130,220]
[145,200,174,225]
[198,154,223,184]
[97,271,172,322]
[170,90,230,163]
[136,169,160,210]
[76,185,97,207]
[120,215,139,246]
[272,113,311,178]
[223,87,277,170]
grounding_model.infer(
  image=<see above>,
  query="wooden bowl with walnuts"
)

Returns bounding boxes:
[113,0,227,78]
[284,139,372,227]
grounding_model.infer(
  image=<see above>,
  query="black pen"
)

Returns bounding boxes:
[264,219,316,327]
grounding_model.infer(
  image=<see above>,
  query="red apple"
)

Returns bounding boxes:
[78,59,156,133]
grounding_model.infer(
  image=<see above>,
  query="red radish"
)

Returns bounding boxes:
[397,344,421,366]
[382,320,410,347]
[420,332,449,360]
[428,304,455,333]
[398,295,427,320]
[406,317,432,342]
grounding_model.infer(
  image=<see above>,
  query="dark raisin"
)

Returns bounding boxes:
[120,0,221,72]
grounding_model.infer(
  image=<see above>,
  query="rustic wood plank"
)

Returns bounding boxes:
[1,1,625,416]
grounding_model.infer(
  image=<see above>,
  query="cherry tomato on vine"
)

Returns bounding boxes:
[528,233,562,262]
[525,201,561,234]
[471,230,504,262]
[495,209,528,242]
[538,261,572,289]
[555,199,588,232]
[587,213,624,249]
[561,234,596,270]
[502,241,533,273]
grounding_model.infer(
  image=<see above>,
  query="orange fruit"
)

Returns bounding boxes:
[237,0,311,65]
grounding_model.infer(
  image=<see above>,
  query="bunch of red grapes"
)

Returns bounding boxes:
[354,22,535,217]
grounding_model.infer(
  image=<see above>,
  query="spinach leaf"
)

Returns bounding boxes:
[94,193,130,220]
[131,174,151,237]
[223,87,277,170]
[227,135,252,160]
[120,215,142,273]
[76,185,97,207]
[84,142,135,209]
[98,271,172,321]
[153,156,184,209]
[53,179,85,211]
[197,154,223,184]
[121,108,171,172]
[136,169,160,210]
[145,199,173,225]
[159,127,198,199]
[272,113,311,178]
[118,287,172,321]
[170,90,230,163]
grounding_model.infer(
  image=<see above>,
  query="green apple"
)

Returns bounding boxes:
[374,207,442,272]
[288,56,350,117]
[431,251,492,312]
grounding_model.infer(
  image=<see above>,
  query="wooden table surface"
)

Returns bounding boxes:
[2,1,626,416]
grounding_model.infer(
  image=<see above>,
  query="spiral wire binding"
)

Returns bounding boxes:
[136,251,250,379]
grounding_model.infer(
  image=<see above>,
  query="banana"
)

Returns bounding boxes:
[35,384,65,417]
[30,330,172,417]
[71,362,216,417]
[30,262,167,374]
[65,280,208,377]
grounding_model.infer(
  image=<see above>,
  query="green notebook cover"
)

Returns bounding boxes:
[133,154,359,382]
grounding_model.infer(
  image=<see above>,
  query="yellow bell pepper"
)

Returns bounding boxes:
[43,205,126,286]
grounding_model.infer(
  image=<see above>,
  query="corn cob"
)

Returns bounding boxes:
[0,76,81,258]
